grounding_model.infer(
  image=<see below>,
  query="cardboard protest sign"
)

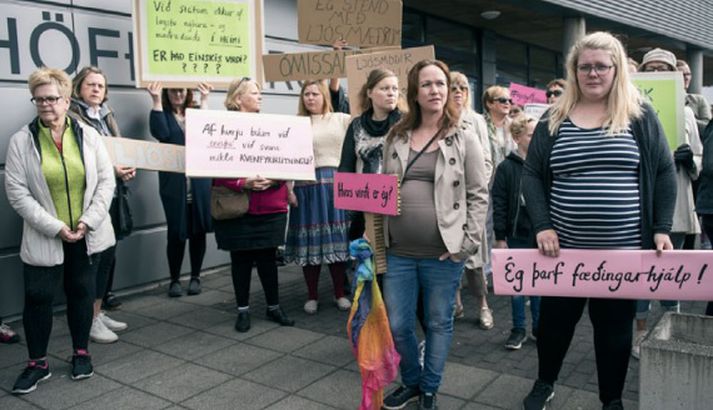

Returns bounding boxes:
[103,137,185,173]
[297,0,402,47]
[345,46,435,116]
[523,103,549,120]
[334,172,400,215]
[509,83,547,106]
[631,72,686,150]
[492,249,712,301]
[184,108,315,180]
[132,0,264,89]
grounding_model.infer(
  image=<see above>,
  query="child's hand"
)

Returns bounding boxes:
[494,240,508,249]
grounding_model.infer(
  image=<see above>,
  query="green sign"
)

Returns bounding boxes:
[631,72,685,150]
[134,0,263,88]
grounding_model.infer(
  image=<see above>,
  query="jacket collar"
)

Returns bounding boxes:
[28,116,85,163]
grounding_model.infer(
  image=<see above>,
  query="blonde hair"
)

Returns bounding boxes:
[450,71,472,108]
[224,77,260,111]
[28,67,72,98]
[548,31,643,136]
[482,85,509,114]
[510,114,536,138]
[298,80,332,116]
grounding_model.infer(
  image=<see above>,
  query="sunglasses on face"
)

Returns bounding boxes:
[546,89,563,98]
[494,97,512,105]
[451,85,467,92]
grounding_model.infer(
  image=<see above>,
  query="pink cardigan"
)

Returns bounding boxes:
[212,178,288,215]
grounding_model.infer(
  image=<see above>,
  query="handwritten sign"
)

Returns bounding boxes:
[509,83,547,106]
[103,137,185,173]
[132,0,264,88]
[492,249,713,301]
[523,103,549,120]
[297,0,402,47]
[184,109,315,180]
[631,72,686,150]
[334,172,400,215]
[345,46,435,116]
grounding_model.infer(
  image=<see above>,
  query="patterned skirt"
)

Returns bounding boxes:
[284,167,349,266]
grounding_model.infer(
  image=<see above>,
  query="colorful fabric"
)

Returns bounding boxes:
[284,167,349,266]
[347,239,400,410]
[38,118,86,229]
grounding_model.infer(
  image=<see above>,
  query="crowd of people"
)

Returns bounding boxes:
[1,30,712,410]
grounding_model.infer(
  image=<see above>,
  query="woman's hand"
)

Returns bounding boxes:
[244,176,272,191]
[74,222,88,240]
[197,82,213,109]
[494,240,508,249]
[654,233,674,256]
[332,38,347,51]
[115,166,136,182]
[59,225,79,242]
[147,82,163,110]
[536,229,560,257]
[287,190,298,207]
[439,252,462,263]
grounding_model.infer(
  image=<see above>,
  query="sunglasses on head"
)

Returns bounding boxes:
[546,89,563,98]
[494,97,512,105]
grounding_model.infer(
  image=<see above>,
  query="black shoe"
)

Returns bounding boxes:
[383,385,420,410]
[235,311,251,333]
[523,379,554,410]
[102,293,122,310]
[266,307,295,326]
[12,360,51,394]
[168,281,183,297]
[603,399,624,410]
[505,328,527,350]
[187,277,202,295]
[71,352,94,380]
[419,392,437,410]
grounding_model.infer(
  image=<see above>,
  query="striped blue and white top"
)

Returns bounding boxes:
[549,120,642,249]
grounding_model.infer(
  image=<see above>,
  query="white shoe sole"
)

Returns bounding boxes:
[71,371,94,381]
[12,372,51,394]
[382,395,418,410]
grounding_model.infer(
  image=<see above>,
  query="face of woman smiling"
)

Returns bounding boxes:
[416,64,448,115]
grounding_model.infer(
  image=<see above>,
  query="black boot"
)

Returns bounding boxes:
[235,311,251,333]
[266,307,295,326]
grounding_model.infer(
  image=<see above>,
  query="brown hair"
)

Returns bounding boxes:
[298,80,332,116]
[546,78,566,90]
[358,68,399,113]
[161,88,196,114]
[388,59,459,141]
[224,77,260,111]
[72,66,108,103]
[28,67,72,98]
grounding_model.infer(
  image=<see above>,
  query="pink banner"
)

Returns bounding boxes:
[492,249,713,301]
[509,82,547,106]
[334,172,400,216]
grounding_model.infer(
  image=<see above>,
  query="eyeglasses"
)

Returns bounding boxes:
[494,97,513,105]
[642,64,672,73]
[31,96,62,105]
[546,89,563,98]
[576,64,614,75]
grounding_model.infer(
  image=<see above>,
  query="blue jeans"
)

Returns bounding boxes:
[635,232,683,320]
[506,237,540,330]
[383,253,464,393]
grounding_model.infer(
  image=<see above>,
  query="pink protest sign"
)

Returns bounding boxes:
[184,109,316,180]
[509,82,547,106]
[334,172,400,216]
[492,249,712,301]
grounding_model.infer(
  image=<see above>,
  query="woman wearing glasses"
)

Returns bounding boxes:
[521,32,676,410]
[5,68,116,393]
[147,82,213,297]
[213,78,294,332]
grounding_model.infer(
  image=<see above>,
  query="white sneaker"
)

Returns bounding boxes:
[304,300,319,315]
[99,312,127,332]
[90,316,118,344]
[632,330,648,359]
[334,297,352,311]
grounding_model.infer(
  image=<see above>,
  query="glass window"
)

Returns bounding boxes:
[496,36,527,66]
[403,10,424,43]
[426,17,474,52]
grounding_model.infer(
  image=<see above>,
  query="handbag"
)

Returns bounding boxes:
[110,178,133,240]
[210,185,249,220]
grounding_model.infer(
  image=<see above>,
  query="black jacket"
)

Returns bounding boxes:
[522,104,677,250]
[696,119,713,214]
[492,151,532,242]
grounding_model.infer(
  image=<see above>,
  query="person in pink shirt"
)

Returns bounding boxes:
[213,78,295,333]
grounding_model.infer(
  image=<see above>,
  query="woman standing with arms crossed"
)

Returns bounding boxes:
[147,82,213,297]
[285,80,352,314]
[381,60,488,410]
[521,32,676,410]
[214,78,295,332]
[69,66,133,344]
[6,68,115,393]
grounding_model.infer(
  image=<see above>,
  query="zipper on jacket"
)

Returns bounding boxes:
[59,151,75,231]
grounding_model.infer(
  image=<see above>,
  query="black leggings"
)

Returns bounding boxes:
[702,215,713,316]
[537,297,636,405]
[23,240,98,359]
[167,233,207,281]
[230,248,279,308]
[95,245,116,299]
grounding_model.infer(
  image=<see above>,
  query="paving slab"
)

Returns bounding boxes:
[297,369,363,409]
[175,289,234,307]
[243,355,337,393]
[70,386,172,410]
[133,362,231,403]
[203,317,279,341]
[153,330,236,361]
[244,326,324,353]
[137,301,199,321]
[0,395,41,409]
[0,343,27,370]
[166,306,234,330]
[54,340,144,367]
[181,378,286,410]
[472,373,534,409]
[264,395,337,410]
[119,322,195,348]
[199,343,283,376]
[292,335,354,368]
[439,362,499,400]
[95,349,184,384]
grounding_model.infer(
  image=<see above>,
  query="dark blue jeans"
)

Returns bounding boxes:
[506,237,540,330]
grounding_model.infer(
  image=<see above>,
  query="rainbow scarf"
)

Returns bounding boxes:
[347,239,400,410]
